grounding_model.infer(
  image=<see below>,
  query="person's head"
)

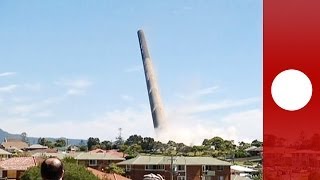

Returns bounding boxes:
[41,157,64,180]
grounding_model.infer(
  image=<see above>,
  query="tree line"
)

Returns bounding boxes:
[28,133,262,159]
[85,135,262,159]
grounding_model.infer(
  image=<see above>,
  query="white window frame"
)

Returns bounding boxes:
[89,159,97,166]
[145,164,165,171]
[176,165,185,171]
[126,165,131,171]
[177,176,186,180]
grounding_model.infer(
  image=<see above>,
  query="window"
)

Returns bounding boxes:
[89,160,97,166]
[126,165,131,171]
[176,165,185,171]
[177,176,185,180]
[219,176,224,180]
[202,165,213,171]
[217,166,224,171]
[145,165,165,170]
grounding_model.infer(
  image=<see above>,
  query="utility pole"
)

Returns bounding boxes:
[170,155,174,180]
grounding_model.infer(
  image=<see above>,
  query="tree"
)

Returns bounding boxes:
[54,138,66,147]
[122,144,142,157]
[87,137,100,150]
[101,140,112,150]
[210,137,225,151]
[125,135,143,146]
[175,143,187,155]
[21,161,99,180]
[37,137,54,148]
[107,163,125,175]
[251,139,263,147]
[191,146,199,156]
[38,137,46,145]
[141,137,155,152]
[238,141,251,150]
[21,132,28,144]
[20,164,40,180]
[153,141,165,154]
[79,140,88,151]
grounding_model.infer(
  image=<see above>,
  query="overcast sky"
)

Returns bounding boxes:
[0,0,262,145]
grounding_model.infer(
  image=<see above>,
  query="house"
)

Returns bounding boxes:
[117,155,231,180]
[0,149,12,161]
[1,139,28,153]
[32,152,80,160]
[26,144,48,151]
[32,152,125,171]
[87,167,131,180]
[67,145,80,152]
[244,146,262,156]
[77,152,125,171]
[0,157,41,180]
[90,149,127,158]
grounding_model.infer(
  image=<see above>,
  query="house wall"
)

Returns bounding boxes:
[1,170,25,180]
[121,164,230,180]
[123,165,171,180]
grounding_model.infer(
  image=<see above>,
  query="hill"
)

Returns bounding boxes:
[0,128,86,145]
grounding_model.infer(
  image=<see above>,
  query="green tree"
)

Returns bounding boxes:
[54,138,67,147]
[238,141,251,150]
[101,140,112,150]
[38,137,46,145]
[122,144,142,157]
[79,140,88,151]
[210,137,225,151]
[251,139,263,147]
[21,161,99,180]
[141,137,155,152]
[20,165,40,180]
[191,146,199,156]
[87,137,100,150]
[107,163,125,175]
[37,137,54,148]
[125,135,143,146]
[153,141,166,154]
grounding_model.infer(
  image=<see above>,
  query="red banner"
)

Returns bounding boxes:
[264,0,320,179]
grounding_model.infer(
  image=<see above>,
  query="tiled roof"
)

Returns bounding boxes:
[76,152,125,160]
[89,149,127,158]
[28,144,48,149]
[0,157,38,170]
[117,155,231,166]
[0,149,11,155]
[32,152,80,159]
[1,141,28,150]
[32,152,125,161]
[87,167,131,180]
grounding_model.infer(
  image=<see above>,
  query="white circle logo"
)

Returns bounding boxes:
[271,69,312,111]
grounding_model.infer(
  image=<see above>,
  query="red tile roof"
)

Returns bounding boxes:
[87,167,131,180]
[89,149,127,158]
[0,157,39,170]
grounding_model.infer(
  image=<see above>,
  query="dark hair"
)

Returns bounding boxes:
[41,158,64,180]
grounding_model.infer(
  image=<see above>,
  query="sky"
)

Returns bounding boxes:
[0,0,262,145]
